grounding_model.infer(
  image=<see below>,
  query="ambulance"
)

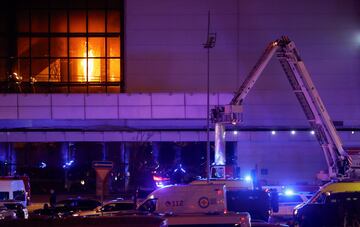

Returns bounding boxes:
[0,179,27,207]
[137,184,251,227]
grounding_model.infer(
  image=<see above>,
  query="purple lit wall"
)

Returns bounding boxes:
[124,0,360,184]
[126,0,360,126]
[1,0,360,185]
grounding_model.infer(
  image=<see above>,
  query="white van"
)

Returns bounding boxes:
[138,184,227,214]
[0,180,26,207]
[137,184,251,227]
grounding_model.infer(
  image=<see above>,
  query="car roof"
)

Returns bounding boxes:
[103,200,134,205]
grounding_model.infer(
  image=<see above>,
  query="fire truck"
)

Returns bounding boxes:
[211,36,359,181]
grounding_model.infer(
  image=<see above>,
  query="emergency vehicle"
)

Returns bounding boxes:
[0,176,30,206]
[137,184,251,227]
[0,179,26,207]
[211,36,359,181]
[298,180,360,206]
[293,181,360,226]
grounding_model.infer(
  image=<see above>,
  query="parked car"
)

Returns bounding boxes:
[32,198,101,218]
[72,200,136,217]
[293,191,360,227]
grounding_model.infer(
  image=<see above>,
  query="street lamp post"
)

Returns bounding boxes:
[203,11,216,180]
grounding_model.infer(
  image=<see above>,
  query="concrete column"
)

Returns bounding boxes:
[9,143,16,175]
[120,142,130,192]
[174,144,182,166]
[61,142,69,165]
[0,143,5,162]
[0,143,6,175]
[151,142,160,166]
[102,143,108,161]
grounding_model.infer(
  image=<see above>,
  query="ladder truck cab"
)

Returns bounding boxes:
[137,184,251,227]
[190,180,279,222]
[211,36,359,181]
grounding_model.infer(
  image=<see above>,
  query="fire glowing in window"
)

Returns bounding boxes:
[79,43,101,82]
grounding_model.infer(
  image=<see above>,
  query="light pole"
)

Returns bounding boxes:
[203,11,216,180]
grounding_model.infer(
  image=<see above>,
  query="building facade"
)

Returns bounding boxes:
[0,0,360,189]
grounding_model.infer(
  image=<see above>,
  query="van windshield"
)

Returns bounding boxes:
[0,192,10,200]
[138,199,157,213]
[13,190,25,201]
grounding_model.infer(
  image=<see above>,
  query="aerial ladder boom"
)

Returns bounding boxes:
[212,36,353,180]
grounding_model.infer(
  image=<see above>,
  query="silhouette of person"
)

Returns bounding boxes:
[49,189,57,208]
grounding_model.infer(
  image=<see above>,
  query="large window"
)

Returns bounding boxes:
[0,0,124,93]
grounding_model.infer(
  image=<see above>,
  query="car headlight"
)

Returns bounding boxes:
[72,213,79,217]
[294,209,298,216]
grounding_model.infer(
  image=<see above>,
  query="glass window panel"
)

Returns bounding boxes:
[70,85,87,93]
[69,10,86,33]
[0,59,7,81]
[49,59,63,82]
[108,0,122,9]
[31,38,48,57]
[51,10,67,32]
[18,38,30,57]
[0,192,9,200]
[50,0,69,9]
[108,59,120,82]
[15,0,31,9]
[31,0,49,9]
[88,10,105,33]
[107,10,121,32]
[50,58,69,82]
[107,86,121,93]
[107,37,120,57]
[88,38,105,57]
[32,59,49,82]
[88,86,106,93]
[0,11,8,33]
[99,58,106,82]
[0,38,8,57]
[50,38,67,57]
[88,0,106,9]
[34,85,51,93]
[58,59,69,82]
[69,58,86,82]
[68,0,87,9]
[69,38,86,57]
[49,85,69,93]
[31,10,49,32]
[85,58,103,82]
[16,10,29,32]
[18,59,30,82]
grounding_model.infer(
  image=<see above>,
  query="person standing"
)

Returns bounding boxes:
[49,189,57,208]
